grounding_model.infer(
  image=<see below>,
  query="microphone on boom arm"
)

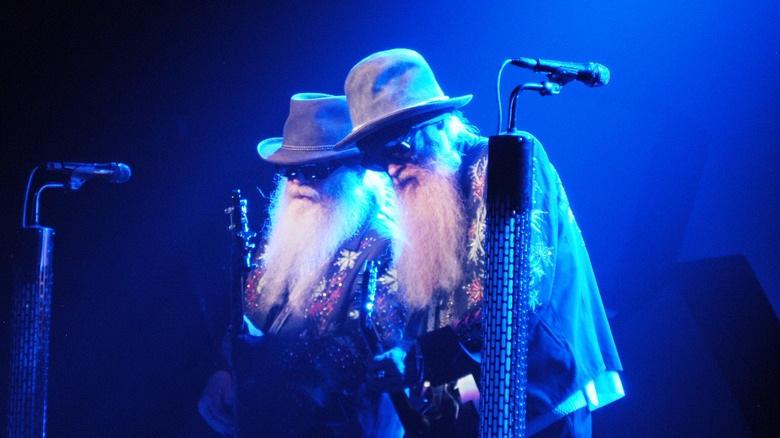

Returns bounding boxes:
[46,162,132,190]
[510,57,610,87]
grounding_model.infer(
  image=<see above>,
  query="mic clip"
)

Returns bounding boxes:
[520,81,563,97]
[44,163,88,191]
[65,175,88,191]
[546,72,577,87]
[45,162,131,191]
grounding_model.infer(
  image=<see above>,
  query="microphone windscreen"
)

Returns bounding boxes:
[111,163,132,183]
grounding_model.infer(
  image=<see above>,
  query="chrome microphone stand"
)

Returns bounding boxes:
[8,163,129,438]
[7,166,63,438]
[481,58,602,437]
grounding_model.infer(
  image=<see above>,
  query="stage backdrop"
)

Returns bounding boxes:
[2,1,778,436]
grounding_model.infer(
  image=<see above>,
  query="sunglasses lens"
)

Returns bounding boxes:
[361,141,413,170]
[387,142,413,162]
[307,165,329,180]
[277,162,338,181]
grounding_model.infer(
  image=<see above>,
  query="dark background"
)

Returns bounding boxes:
[2,1,778,437]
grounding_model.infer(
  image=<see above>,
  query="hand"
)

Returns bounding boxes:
[197,370,236,435]
[366,343,420,392]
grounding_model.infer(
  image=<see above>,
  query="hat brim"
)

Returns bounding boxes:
[257,138,361,165]
[333,95,472,151]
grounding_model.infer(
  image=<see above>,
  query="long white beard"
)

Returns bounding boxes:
[259,169,372,314]
[393,165,466,310]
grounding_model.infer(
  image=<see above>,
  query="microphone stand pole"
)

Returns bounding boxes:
[482,57,608,435]
[8,164,129,437]
[481,130,534,438]
[481,81,558,438]
[7,166,64,438]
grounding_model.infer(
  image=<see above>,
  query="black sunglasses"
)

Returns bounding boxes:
[358,115,448,170]
[360,134,414,171]
[276,160,350,182]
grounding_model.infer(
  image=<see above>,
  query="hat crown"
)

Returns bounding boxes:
[282,93,352,147]
[345,49,445,130]
[258,93,360,164]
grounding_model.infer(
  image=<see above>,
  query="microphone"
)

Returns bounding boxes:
[46,162,132,184]
[510,57,610,87]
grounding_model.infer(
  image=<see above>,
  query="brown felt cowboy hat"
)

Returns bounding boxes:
[334,48,472,151]
[257,93,360,165]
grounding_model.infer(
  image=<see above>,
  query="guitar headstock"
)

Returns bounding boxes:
[226,189,257,272]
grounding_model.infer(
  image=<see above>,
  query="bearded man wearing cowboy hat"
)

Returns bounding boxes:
[339,49,624,437]
[198,93,407,437]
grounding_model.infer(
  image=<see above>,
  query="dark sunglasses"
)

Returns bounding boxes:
[276,160,350,182]
[358,115,448,171]
[360,134,414,171]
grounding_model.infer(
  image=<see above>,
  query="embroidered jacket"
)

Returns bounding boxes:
[235,216,407,438]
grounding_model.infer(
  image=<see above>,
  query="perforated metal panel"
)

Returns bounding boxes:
[8,227,54,438]
[481,135,534,438]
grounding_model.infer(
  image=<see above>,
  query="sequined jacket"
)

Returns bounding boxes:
[410,134,623,435]
[234,217,407,438]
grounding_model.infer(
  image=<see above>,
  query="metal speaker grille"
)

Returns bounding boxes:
[8,227,54,438]
[480,135,534,438]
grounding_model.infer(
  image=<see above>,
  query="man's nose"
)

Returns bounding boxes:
[386,163,403,178]
[288,177,307,186]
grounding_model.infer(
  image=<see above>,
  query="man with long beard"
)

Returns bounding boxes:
[198,93,406,437]
[337,49,624,437]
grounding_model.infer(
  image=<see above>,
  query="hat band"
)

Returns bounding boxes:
[281,144,337,151]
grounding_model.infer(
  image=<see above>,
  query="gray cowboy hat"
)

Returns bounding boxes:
[257,93,361,164]
[334,48,472,151]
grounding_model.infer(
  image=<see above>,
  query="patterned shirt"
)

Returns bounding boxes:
[235,217,407,437]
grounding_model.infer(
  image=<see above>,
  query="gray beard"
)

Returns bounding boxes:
[393,165,466,310]
[259,170,371,314]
